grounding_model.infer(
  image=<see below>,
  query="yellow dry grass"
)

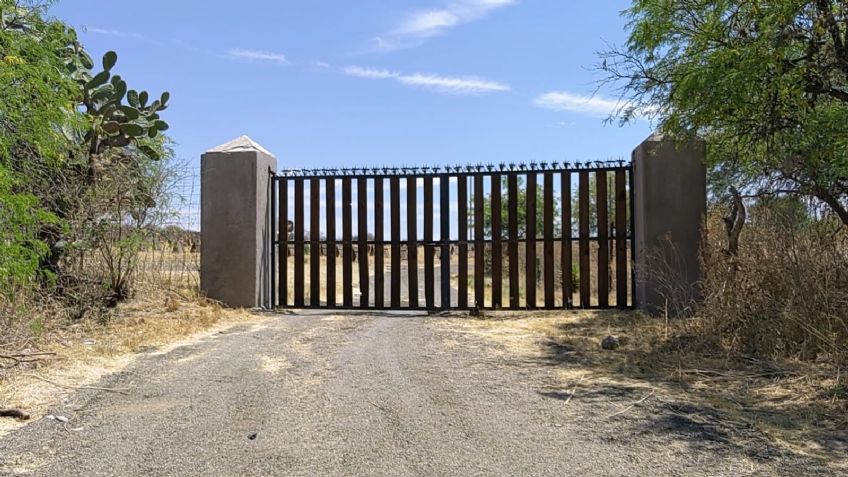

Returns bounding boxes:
[438,311,848,468]
[0,294,264,437]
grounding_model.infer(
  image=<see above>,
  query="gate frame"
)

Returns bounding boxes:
[200,134,706,315]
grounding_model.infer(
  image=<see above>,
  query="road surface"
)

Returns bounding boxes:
[0,313,833,476]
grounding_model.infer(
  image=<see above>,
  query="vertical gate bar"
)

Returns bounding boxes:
[326,178,336,307]
[543,172,555,308]
[526,173,537,309]
[597,170,609,308]
[293,178,305,307]
[473,174,485,309]
[440,174,451,310]
[578,171,590,307]
[628,166,636,307]
[508,174,519,308]
[457,176,468,308]
[270,176,276,308]
[423,176,435,310]
[615,169,627,308]
[561,171,572,308]
[310,178,321,306]
[374,178,385,308]
[279,178,288,307]
[390,177,401,308]
[491,174,502,308]
[357,178,369,308]
[406,176,418,308]
[342,177,353,307]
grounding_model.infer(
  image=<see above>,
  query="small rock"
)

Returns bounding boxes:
[601,335,620,350]
[248,432,258,440]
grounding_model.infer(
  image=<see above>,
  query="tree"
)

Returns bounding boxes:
[0,0,78,297]
[477,177,558,239]
[0,0,172,305]
[598,0,848,225]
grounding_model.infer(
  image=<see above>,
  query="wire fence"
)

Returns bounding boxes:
[133,163,201,295]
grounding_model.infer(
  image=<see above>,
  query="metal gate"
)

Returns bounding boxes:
[270,161,634,311]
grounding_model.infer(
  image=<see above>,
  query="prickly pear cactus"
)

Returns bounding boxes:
[69,49,170,160]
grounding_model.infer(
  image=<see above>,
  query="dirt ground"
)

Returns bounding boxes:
[0,309,845,476]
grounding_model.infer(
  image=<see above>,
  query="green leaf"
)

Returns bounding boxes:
[160,91,170,106]
[80,52,94,69]
[102,51,117,71]
[120,105,140,120]
[113,80,127,102]
[127,90,139,107]
[90,84,114,102]
[85,71,110,90]
[154,120,169,131]
[139,145,160,160]
[139,91,149,108]
[148,128,159,139]
[102,121,120,134]
[119,123,144,137]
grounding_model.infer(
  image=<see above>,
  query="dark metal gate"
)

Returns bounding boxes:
[270,161,634,311]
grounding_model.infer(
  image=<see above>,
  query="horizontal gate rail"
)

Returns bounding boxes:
[271,161,634,311]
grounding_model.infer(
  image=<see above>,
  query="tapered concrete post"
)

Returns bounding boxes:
[201,136,277,308]
[632,133,706,316]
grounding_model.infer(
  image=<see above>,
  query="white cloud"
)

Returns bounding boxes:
[86,27,143,39]
[394,0,516,38]
[368,36,421,53]
[533,91,623,118]
[227,48,288,64]
[344,66,398,80]
[358,0,516,54]
[344,66,510,95]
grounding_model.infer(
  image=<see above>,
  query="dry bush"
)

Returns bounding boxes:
[693,207,848,366]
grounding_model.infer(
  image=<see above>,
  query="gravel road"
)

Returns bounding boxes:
[0,312,835,476]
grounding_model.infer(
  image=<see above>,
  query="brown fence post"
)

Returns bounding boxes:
[201,136,277,308]
[632,133,706,316]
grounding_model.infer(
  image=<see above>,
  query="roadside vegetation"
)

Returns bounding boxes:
[0,0,257,422]
[595,1,848,366]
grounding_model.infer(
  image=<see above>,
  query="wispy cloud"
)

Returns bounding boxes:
[227,48,288,64]
[345,66,397,80]
[533,91,623,118]
[394,0,516,38]
[362,0,516,53]
[86,27,144,39]
[344,66,510,95]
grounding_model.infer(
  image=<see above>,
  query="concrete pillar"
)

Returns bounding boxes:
[632,133,706,315]
[201,136,277,308]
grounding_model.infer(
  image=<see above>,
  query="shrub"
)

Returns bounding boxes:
[697,206,848,365]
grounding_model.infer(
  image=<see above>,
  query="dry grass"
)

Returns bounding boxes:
[0,294,263,436]
[439,310,848,467]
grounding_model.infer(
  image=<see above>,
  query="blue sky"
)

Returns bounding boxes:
[51,0,652,172]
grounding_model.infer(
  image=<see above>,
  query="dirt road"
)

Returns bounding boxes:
[0,313,834,476]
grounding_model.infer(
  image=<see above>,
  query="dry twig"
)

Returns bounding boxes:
[606,391,655,419]
[21,373,131,395]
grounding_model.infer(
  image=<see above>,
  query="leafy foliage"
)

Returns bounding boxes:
[599,0,848,223]
[0,0,173,307]
[478,177,557,239]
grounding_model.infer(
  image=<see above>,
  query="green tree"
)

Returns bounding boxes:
[0,1,78,297]
[477,177,557,239]
[0,0,172,305]
[598,0,848,224]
